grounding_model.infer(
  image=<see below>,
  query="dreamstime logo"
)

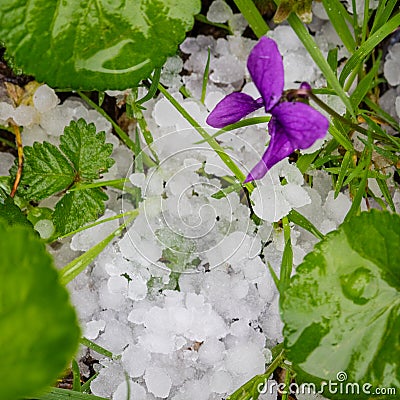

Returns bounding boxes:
[257,372,397,396]
[119,127,277,274]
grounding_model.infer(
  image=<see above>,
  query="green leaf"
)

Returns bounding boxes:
[0,0,200,90]
[0,223,80,400]
[281,210,400,399]
[13,142,75,201]
[350,52,382,109]
[60,119,114,180]
[0,187,33,228]
[339,12,400,86]
[53,188,108,235]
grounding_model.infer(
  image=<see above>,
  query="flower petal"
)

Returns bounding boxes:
[247,37,284,111]
[244,102,329,182]
[206,92,263,128]
[271,102,329,148]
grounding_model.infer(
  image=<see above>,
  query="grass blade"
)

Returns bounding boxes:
[334,150,353,198]
[60,211,138,284]
[137,67,161,105]
[80,337,114,359]
[345,144,372,222]
[376,178,396,212]
[157,83,251,186]
[287,209,324,240]
[71,360,81,392]
[370,0,399,35]
[201,48,211,104]
[195,116,270,143]
[322,0,356,52]
[350,52,382,108]
[32,388,108,400]
[339,13,400,86]
[232,0,269,38]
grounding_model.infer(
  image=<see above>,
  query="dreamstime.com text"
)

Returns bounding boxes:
[257,372,396,396]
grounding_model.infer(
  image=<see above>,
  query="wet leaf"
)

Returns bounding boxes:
[0,223,80,400]
[281,210,400,399]
[0,0,200,90]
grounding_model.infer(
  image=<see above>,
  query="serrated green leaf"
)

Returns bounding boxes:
[281,210,400,399]
[13,142,75,201]
[53,188,108,235]
[0,187,33,228]
[0,0,200,90]
[0,223,80,400]
[60,119,114,180]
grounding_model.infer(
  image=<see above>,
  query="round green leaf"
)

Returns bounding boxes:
[0,0,200,90]
[281,210,400,399]
[0,223,80,400]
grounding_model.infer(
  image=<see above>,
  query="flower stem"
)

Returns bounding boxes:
[307,91,370,137]
[10,123,23,198]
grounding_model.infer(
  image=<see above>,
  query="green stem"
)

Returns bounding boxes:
[56,210,135,241]
[80,337,114,359]
[157,83,253,190]
[232,0,269,38]
[195,14,233,35]
[308,91,370,136]
[77,91,136,153]
[60,211,138,284]
[227,349,286,399]
[67,178,128,192]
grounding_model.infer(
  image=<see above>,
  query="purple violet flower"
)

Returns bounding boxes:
[206,37,329,183]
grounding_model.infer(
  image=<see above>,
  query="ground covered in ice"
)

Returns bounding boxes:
[1,1,399,399]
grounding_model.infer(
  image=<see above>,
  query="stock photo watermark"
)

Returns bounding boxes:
[257,371,397,396]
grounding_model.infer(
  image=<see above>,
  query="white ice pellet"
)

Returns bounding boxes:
[224,342,265,377]
[281,183,311,208]
[107,276,128,295]
[207,0,233,23]
[324,191,351,224]
[122,345,151,378]
[0,102,14,122]
[384,59,400,86]
[198,338,225,365]
[210,54,245,85]
[34,219,55,239]
[33,84,59,113]
[210,370,233,393]
[144,367,172,398]
[113,381,147,400]
[84,320,106,340]
[127,275,148,301]
[71,210,119,251]
[0,152,15,176]
[180,37,200,54]
[13,104,38,127]
[396,96,400,119]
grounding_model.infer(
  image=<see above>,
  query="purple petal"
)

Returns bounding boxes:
[247,37,284,112]
[244,102,329,182]
[271,102,329,148]
[206,92,263,128]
